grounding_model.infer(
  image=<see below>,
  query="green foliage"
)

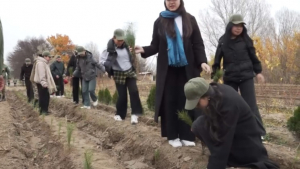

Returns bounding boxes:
[66,123,75,149]
[103,88,112,105]
[83,150,93,169]
[112,90,118,105]
[178,110,193,126]
[147,85,156,111]
[287,106,300,137]
[68,67,73,77]
[98,89,105,103]
[213,69,223,83]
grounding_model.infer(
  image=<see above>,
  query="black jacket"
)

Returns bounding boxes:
[212,23,262,82]
[20,64,33,80]
[104,39,135,78]
[192,84,279,169]
[141,13,207,122]
[66,55,79,77]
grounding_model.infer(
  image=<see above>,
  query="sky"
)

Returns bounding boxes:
[1,0,300,63]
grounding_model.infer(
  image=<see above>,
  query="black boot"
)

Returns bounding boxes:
[33,99,39,108]
[2,95,6,101]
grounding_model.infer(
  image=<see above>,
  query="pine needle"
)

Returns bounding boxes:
[83,150,93,169]
[213,69,223,83]
[178,110,193,126]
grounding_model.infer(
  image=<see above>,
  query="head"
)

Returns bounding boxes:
[164,0,181,12]
[228,14,246,37]
[184,77,210,110]
[25,58,31,65]
[76,46,86,57]
[113,29,125,47]
[42,51,51,62]
[56,55,62,62]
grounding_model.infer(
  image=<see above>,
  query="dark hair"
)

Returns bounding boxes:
[202,82,224,144]
[222,22,254,48]
[160,0,192,38]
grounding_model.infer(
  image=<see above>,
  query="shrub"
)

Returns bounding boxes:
[103,88,112,105]
[112,90,118,105]
[147,85,156,111]
[287,106,300,137]
[98,89,104,103]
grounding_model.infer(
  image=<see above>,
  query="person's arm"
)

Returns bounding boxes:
[91,55,105,73]
[20,66,24,80]
[211,41,224,79]
[247,40,262,74]
[36,62,48,87]
[72,58,80,77]
[141,19,160,58]
[192,106,239,169]
[190,16,207,67]
[99,50,108,66]
[50,63,56,77]
[66,55,75,76]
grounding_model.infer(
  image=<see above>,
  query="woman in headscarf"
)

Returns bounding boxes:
[135,0,210,147]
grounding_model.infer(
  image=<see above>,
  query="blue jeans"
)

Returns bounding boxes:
[82,78,97,106]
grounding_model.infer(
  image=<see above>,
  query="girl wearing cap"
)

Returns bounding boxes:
[185,77,279,169]
[135,0,210,147]
[211,14,266,136]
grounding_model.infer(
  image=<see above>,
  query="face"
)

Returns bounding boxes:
[44,56,50,62]
[197,97,209,109]
[113,38,124,47]
[165,0,180,11]
[57,58,61,62]
[231,24,244,36]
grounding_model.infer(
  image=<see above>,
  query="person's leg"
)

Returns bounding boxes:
[239,78,266,136]
[28,80,34,102]
[37,84,44,114]
[54,77,60,96]
[88,78,97,102]
[115,82,128,119]
[127,78,143,115]
[2,84,6,101]
[81,80,90,107]
[223,80,239,92]
[25,79,31,101]
[80,78,84,104]
[73,77,79,103]
[60,76,64,96]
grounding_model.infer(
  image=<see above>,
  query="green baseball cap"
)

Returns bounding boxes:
[56,55,61,59]
[42,51,51,56]
[184,77,210,110]
[114,29,125,40]
[25,58,31,63]
[77,46,86,55]
[229,14,246,25]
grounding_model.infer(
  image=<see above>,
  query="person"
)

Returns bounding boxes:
[30,51,57,115]
[50,55,65,97]
[20,58,34,102]
[66,50,84,104]
[184,77,279,169]
[73,46,105,109]
[0,64,10,101]
[211,14,266,136]
[135,0,210,147]
[13,79,17,86]
[101,29,143,124]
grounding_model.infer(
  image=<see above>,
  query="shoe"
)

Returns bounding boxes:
[114,115,123,121]
[80,106,91,109]
[181,140,196,147]
[93,100,98,107]
[56,96,61,98]
[131,114,138,125]
[61,95,65,97]
[168,138,182,148]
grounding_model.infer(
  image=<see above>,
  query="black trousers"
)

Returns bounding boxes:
[72,77,84,103]
[115,78,143,119]
[25,78,34,102]
[161,67,201,141]
[37,83,50,114]
[54,76,64,96]
[224,78,266,135]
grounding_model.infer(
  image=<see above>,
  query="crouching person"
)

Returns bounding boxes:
[31,51,57,115]
[184,78,279,169]
[101,29,143,124]
[73,46,105,109]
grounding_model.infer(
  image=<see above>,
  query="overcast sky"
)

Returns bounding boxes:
[1,0,300,62]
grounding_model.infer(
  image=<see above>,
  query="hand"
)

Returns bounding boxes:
[135,46,144,54]
[256,73,265,83]
[201,63,211,74]
[56,75,59,79]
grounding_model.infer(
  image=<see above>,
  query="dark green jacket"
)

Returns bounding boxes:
[50,61,65,77]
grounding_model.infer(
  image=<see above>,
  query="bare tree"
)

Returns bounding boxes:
[7,37,51,78]
[199,0,273,55]
[85,42,100,62]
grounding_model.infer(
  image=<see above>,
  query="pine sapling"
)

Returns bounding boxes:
[178,110,192,126]
[83,150,93,169]
[66,123,75,149]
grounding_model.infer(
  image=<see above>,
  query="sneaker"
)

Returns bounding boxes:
[80,106,91,109]
[61,95,65,97]
[93,100,98,107]
[114,115,122,121]
[131,114,138,124]
[50,95,55,98]
[181,140,196,147]
[56,96,61,98]
[168,138,182,148]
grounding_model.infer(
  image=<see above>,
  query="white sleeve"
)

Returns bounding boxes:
[99,50,108,65]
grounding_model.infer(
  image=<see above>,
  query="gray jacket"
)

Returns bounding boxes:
[73,51,105,81]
